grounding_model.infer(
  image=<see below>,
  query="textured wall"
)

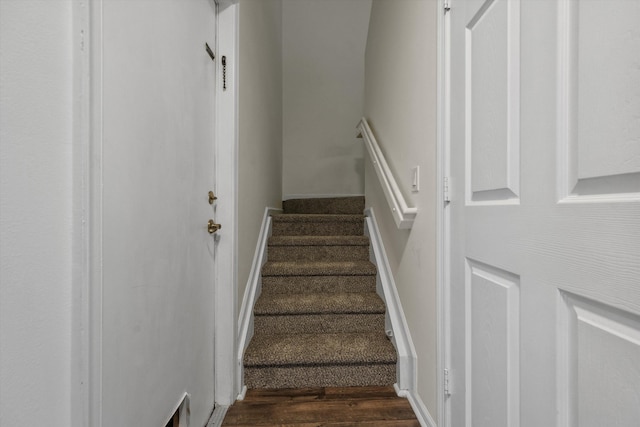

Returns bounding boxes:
[364,0,439,419]
[0,1,73,425]
[238,0,284,310]
[282,0,372,198]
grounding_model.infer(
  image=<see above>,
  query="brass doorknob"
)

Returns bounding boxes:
[208,219,221,234]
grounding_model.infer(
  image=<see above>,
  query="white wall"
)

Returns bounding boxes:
[282,0,371,198]
[0,1,73,425]
[364,0,439,420]
[237,0,284,310]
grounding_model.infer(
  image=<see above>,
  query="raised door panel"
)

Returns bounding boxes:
[558,293,640,427]
[466,0,520,204]
[466,261,520,427]
[558,0,640,200]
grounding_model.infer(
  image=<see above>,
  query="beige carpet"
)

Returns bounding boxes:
[243,196,397,389]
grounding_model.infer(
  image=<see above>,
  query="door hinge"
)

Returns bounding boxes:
[444,368,452,397]
[443,176,451,203]
[444,0,451,13]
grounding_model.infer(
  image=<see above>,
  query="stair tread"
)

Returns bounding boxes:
[254,292,385,315]
[272,213,365,222]
[269,235,369,246]
[262,261,377,277]
[244,332,397,367]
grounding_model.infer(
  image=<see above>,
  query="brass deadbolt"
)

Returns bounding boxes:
[208,191,217,204]
[208,219,221,234]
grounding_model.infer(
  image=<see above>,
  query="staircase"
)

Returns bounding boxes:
[243,196,397,389]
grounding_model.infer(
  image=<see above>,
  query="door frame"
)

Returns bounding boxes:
[214,0,240,407]
[437,1,452,427]
[71,1,103,425]
[72,1,239,425]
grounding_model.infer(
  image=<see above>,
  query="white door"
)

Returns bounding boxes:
[449,1,640,426]
[101,0,217,425]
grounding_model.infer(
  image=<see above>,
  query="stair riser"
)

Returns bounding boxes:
[271,221,363,236]
[244,364,396,389]
[261,276,376,294]
[262,262,377,277]
[268,245,369,262]
[254,314,385,334]
[282,197,365,215]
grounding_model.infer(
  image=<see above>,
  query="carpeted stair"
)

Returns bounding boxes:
[243,196,397,389]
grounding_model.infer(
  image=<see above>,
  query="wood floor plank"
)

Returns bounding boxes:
[224,399,415,423]
[240,386,399,403]
[226,421,420,427]
[222,387,419,426]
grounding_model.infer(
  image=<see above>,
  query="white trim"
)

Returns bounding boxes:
[205,405,229,427]
[72,1,91,426]
[216,0,237,7]
[283,193,365,200]
[236,385,247,401]
[437,0,452,425]
[236,207,281,396]
[395,385,438,427]
[163,392,191,427]
[214,0,240,406]
[358,118,417,229]
[366,209,438,427]
[364,208,417,391]
[206,405,229,427]
[82,1,105,426]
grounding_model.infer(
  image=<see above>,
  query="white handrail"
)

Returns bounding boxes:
[357,118,417,229]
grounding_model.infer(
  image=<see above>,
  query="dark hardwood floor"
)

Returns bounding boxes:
[222,386,420,426]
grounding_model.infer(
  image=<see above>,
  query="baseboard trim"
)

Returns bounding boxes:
[364,208,417,391]
[394,385,437,427]
[236,385,247,401]
[283,193,365,201]
[236,207,281,394]
[366,208,437,427]
[205,405,228,427]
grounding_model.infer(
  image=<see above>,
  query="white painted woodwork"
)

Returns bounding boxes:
[359,118,418,229]
[557,0,640,201]
[574,2,640,181]
[449,1,640,427]
[558,293,640,427]
[365,209,437,427]
[466,0,519,203]
[466,261,520,427]
[215,0,240,406]
[437,0,452,425]
[236,207,281,396]
[100,1,217,425]
[364,209,417,393]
